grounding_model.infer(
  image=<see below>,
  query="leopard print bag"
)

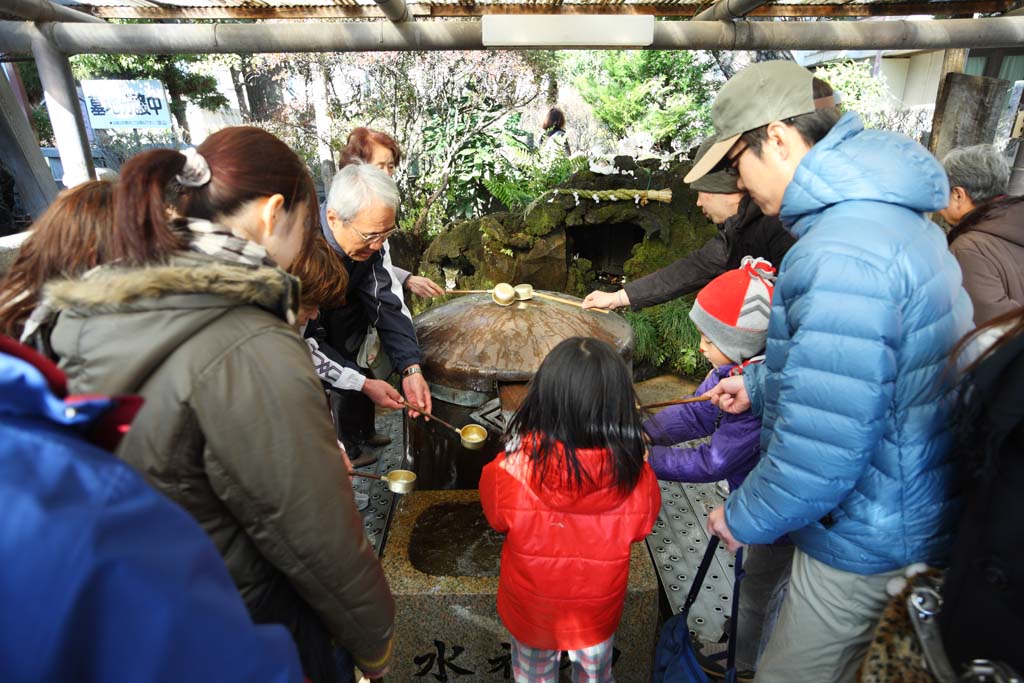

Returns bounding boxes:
[859,569,949,683]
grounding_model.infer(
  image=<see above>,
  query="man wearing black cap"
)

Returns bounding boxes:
[581,138,795,312]
[698,61,972,681]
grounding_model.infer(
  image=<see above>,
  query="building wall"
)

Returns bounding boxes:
[898,51,944,107]
[184,66,244,145]
[879,58,910,103]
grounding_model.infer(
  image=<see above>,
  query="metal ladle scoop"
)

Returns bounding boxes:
[349,469,417,494]
[400,400,488,450]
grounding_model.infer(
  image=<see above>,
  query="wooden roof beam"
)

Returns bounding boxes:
[2,15,1023,53]
[84,1,1014,20]
[692,0,770,21]
[3,0,105,23]
[376,0,411,22]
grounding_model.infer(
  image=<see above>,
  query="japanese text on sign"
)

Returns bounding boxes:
[80,79,172,130]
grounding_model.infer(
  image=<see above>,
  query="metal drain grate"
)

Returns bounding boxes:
[646,480,735,642]
[351,408,407,556]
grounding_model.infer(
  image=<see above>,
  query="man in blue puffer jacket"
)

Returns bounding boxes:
[687,61,973,682]
[0,335,304,683]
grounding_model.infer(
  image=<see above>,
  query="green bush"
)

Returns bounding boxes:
[623,296,709,378]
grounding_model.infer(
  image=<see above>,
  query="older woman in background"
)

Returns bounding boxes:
[939,144,1023,326]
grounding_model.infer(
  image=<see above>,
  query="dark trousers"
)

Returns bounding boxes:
[325,327,375,449]
[249,575,339,683]
[331,387,375,448]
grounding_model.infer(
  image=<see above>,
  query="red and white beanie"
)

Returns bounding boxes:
[688,256,776,364]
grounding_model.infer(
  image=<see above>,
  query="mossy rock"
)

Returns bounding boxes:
[479,216,535,250]
[624,239,680,281]
[565,256,595,298]
[522,201,567,237]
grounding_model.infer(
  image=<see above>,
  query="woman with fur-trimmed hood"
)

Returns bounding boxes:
[23,128,394,683]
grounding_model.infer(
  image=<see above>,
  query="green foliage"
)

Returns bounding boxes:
[623,296,709,378]
[813,60,890,120]
[569,51,718,150]
[483,141,589,212]
[813,60,932,139]
[321,51,545,234]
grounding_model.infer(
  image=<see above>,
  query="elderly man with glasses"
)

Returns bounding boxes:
[315,162,431,466]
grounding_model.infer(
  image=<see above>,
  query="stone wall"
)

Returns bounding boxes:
[419,158,717,297]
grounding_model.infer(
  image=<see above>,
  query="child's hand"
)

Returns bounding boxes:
[706,376,749,414]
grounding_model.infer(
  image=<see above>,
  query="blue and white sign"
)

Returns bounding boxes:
[81,79,172,130]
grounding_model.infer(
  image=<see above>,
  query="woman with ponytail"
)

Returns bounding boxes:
[30,127,394,683]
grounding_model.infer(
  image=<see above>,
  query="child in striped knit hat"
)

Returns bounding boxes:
[644,256,792,676]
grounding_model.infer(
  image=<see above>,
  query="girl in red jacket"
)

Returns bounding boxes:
[480,337,662,683]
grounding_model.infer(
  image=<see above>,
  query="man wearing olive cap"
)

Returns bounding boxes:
[582,138,794,312]
[701,61,972,681]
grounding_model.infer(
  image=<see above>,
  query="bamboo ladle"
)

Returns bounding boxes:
[399,399,488,450]
[348,469,417,494]
[445,285,610,314]
[639,395,712,410]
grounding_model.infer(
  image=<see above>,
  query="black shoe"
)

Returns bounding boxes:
[349,450,379,468]
[693,637,755,682]
[365,431,392,447]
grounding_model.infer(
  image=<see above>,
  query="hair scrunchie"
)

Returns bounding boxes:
[175,147,212,188]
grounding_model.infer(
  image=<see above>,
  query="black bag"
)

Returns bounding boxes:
[939,333,1024,675]
[653,537,745,683]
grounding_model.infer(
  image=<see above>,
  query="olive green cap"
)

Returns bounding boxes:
[688,137,740,194]
[685,61,826,184]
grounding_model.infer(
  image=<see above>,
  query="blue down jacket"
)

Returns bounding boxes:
[0,340,302,682]
[725,113,974,574]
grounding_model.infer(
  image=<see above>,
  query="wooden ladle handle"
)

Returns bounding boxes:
[348,470,383,481]
[399,399,460,433]
[639,395,712,410]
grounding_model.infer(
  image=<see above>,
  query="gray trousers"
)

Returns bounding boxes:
[735,543,794,671]
[754,549,904,683]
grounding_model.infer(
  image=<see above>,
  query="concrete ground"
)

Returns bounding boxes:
[635,373,703,411]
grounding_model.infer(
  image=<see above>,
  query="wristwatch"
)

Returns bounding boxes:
[402,365,423,377]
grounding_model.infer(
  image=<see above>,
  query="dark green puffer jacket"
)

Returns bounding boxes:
[42,254,395,674]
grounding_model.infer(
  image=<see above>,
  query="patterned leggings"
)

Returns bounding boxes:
[510,636,615,683]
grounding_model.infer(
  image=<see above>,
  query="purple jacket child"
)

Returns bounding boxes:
[644,363,762,491]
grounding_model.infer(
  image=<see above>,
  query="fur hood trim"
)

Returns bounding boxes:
[43,260,299,324]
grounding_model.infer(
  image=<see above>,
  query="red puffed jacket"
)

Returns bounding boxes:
[479,441,661,650]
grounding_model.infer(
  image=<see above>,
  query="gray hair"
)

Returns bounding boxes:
[942,144,1011,204]
[326,161,400,221]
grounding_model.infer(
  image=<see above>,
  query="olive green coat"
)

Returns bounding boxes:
[43,255,395,673]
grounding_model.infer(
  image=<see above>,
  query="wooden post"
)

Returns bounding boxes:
[929,72,1013,161]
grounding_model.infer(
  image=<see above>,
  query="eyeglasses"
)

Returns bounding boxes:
[723,141,750,177]
[345,222,399,246]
